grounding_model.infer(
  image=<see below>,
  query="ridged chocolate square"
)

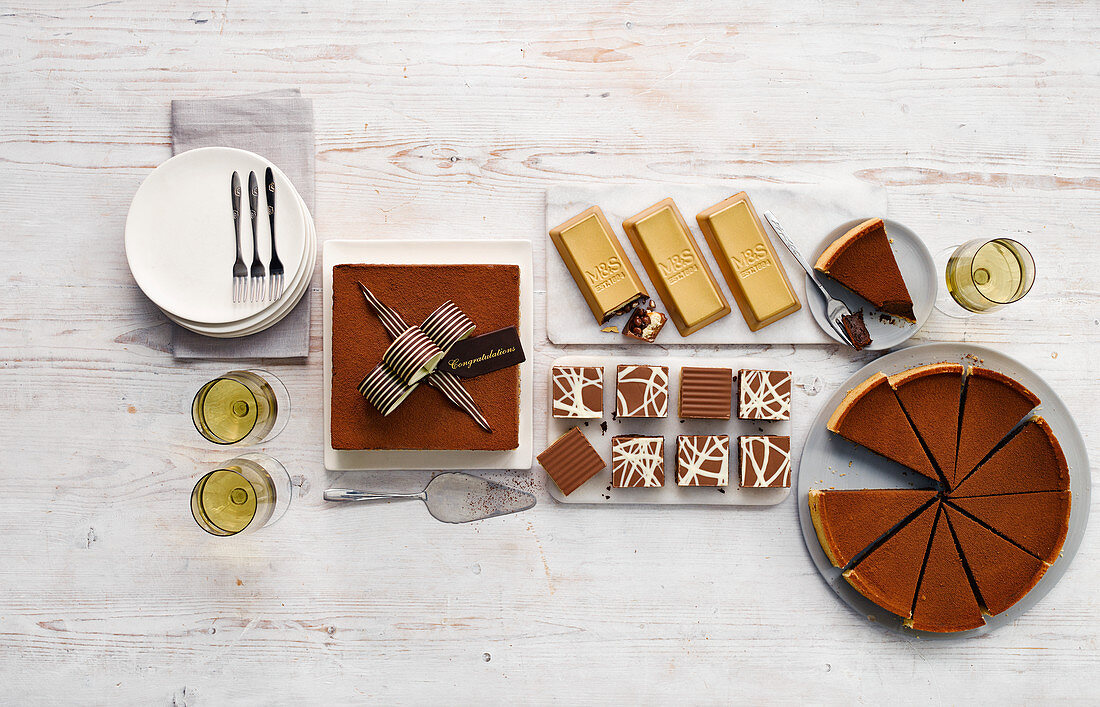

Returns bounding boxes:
[679,367,732,419]
[537,427,605,496]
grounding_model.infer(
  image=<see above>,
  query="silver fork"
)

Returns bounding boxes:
[763,211,856,348]
[247,171,266,302]
[230,172,247,303]
[265,167,284,301]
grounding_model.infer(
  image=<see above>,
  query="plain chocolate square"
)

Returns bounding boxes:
[679,367,732,419]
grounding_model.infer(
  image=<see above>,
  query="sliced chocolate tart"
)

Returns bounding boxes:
[809,489,937,568]
[842,501,940,619]
[944,505,1048,616]
[827,372,939,483]
[888,363,964,484]
[951,418,1069,498]
[814,218,915,321]
[907,506,984,632]
[953,367,1040,486]
[949,491,1071,564]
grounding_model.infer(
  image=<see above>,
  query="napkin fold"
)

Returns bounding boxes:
[169,88,315,359]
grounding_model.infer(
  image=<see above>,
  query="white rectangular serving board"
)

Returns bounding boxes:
[544,180,888,345]
[547,355,792,506]
[323,239,534,471]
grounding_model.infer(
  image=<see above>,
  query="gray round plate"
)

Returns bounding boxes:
[806,218,936,350]
[796,343,1090,638]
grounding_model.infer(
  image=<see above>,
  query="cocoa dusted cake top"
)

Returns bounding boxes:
[330,263,520,451]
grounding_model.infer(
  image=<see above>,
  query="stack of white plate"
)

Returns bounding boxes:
[125,147,316,338]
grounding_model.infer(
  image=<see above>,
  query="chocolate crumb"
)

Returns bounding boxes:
[600,421,608,434]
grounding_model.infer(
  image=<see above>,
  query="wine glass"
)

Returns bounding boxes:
[190,452,292,536]
[191,369,290,445]
[935,238,1035,317]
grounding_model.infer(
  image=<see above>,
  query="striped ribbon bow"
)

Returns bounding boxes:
[356,282,492,432]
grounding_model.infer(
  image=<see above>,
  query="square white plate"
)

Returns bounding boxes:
[547,355,792,505]
[323,239,533,471]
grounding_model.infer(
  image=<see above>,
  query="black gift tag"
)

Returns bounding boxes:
[440,326,525,378]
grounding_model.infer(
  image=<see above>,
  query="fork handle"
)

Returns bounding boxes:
[231,172,243,259]
[763,211,832,301]
[265,167,280,265]
[248,170,260,251]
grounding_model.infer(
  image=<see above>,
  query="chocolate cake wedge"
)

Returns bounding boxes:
[827,372,939,483]
[906,506,985,633]
[809,488,937,568]
[842,501,940,619]
[944,505,1048,616]
[953,367,1040,486]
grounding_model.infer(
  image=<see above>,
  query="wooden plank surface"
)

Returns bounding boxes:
[0,1,1098,703]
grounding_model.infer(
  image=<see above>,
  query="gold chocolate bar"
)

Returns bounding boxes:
[696,193,801,331]
[622,199,731,336]
[549,206,649,324]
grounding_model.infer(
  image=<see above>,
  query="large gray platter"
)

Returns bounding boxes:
[797,343,1090,638]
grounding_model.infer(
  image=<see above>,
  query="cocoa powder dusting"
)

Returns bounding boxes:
[331,264,520,451]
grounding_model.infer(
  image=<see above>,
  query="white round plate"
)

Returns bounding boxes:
[166,209,315,338]
[806,218,936,350]
[164,190,315,337]
[125,147,308,324]
[165,238,314,338]
[797,343,1090,638]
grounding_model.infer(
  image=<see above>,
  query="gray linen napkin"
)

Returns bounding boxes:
[169,88,315,359]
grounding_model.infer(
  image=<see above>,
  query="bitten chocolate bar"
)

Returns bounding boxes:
[549,206,649,325]
[622,199,730,336]
[696,193,800,331]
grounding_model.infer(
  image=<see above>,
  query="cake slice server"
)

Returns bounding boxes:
[324,472,536,524]
[762,211,856,348]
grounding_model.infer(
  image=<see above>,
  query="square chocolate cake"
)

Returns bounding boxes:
[611,435,665,487]
[737,369,792,421]
[551,366,603,419]
[615,364,669,418]
[331,263,520,451]
[739,435,791,488]
[676,434,730,487]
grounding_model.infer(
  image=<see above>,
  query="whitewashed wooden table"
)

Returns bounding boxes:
[1,2,1098,703]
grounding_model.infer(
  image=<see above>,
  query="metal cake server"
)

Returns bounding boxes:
[324,472,536,524]
[763,211,856,348]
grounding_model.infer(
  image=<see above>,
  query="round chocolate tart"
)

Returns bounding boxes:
[798,344,1088,637]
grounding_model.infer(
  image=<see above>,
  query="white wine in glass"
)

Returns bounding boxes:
[192,369,289,445]
[191,452,292,536]
[945,238,1035,313]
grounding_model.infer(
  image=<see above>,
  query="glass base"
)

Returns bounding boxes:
[933,245,980,319]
